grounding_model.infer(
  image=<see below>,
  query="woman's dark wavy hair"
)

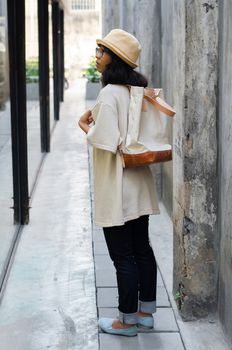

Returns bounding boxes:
[101,46,148,88]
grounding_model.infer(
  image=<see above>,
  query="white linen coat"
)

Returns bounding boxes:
[87,84,160,227]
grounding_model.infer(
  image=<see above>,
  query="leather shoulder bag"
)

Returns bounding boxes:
[119,86,176,168]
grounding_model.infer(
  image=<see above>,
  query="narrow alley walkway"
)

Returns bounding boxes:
[0,80,230,350]
[0,80,98,349]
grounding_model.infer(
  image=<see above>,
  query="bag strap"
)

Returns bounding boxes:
[144,88,176,117]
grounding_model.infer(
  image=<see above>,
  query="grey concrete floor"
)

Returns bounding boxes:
[0,99,56,278]
[0,80,98,350]
[0,80,230,350]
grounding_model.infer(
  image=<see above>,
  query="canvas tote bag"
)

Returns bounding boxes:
[119,86,176,168]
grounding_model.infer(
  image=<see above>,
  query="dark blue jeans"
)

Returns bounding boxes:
[103,215,157,316]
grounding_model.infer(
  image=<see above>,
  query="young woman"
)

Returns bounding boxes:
[79,29,160,337]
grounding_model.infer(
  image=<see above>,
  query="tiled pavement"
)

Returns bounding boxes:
[91,224,185,350]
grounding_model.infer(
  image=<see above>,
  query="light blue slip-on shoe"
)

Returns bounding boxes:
[98,318,137,337]
[137,316,154,329]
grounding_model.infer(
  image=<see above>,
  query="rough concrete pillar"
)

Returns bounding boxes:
[132,0,161,87]
[120,0,135,35]
[101,0,161,86]
[122,0,162,198]
[101,0,120,36]
[160,0,176,215]
[218,0,232,342]
[100,0,163,199]
[172,0,219,319]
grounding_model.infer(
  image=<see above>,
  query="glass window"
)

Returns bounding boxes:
[49,3,55,133]
[0,1,17,284]
[25,0,43,193]
[71,0,96,11]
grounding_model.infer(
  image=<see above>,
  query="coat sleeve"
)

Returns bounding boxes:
[87,102,121,154]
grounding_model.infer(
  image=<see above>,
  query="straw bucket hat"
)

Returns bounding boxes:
[96,29,141,69]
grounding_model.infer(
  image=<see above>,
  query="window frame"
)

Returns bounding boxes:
[70,0,96,12]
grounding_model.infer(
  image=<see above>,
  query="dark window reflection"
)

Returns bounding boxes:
[0,1,16,283]
[26,1,43,192]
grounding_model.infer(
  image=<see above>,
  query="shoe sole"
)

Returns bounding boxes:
[101,329,137,337]
[137,325,154,332]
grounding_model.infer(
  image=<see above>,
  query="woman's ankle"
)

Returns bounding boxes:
[112,320,136,329]
[118,311,137,325]
[137,311,152,317]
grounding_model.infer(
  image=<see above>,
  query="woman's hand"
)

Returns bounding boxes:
[78,110,93,134]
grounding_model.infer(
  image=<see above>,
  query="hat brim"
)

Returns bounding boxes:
[96,38,138,68]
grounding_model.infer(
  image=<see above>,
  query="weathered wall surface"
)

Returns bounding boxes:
[170,0,219,319]
[132,0,161,87]
[101,0,163,197]
[101,0,120,36]
[125,0,162,197]
[218,0,232,343]
[101,0,161,86]
[160,0,179,215]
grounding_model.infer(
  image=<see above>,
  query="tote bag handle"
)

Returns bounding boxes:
[144,88,176,117]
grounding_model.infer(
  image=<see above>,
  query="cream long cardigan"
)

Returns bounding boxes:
[87,84,160,227]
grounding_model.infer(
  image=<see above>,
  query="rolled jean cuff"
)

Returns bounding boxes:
[139,300,156,313]
[118,311,137,325]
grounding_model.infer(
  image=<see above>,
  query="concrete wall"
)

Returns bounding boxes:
[218,0,232,343]
[101,0,173,211]
[158,0,220,320]
[122,0,162,198]
[102,0,161,87]
[101,0,120,36]
[160,0,179,215]
[169,0,219,319]
[101,0,163,197]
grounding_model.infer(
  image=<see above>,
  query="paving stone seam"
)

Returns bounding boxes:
[99,330,180,334]
[156,262,187,350]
